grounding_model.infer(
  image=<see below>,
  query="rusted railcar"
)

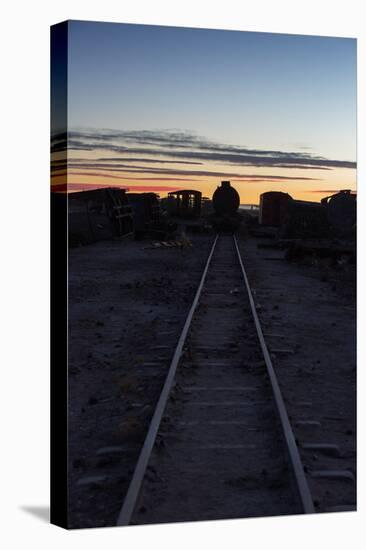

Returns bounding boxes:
[283,199,328,238]
[259,189,356,239]
[167,189,202,218]
[127,192,177,238]
[127,192,161,238]
[67,187,133,246]
[321,190,356,237]
[259,191,292,227]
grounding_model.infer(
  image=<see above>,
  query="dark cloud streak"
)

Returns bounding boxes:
[51,129,356,172]
[62,165,318,182]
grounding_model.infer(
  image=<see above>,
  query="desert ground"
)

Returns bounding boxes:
[67,232,356,528]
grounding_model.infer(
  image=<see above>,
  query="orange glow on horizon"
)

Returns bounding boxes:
[51,152,356,204]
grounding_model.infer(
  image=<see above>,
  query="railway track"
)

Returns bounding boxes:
[116,234,315,526]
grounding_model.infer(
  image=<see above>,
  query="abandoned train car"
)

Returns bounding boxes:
[210,181,241,232]
[66,187,133,246]
[166,189,202,218]
[321,189,356,237]
[259,190,356,238]
[127,192,161,238]
[259,191,292,227]
[284,199,328,238]
[128,192,178,238]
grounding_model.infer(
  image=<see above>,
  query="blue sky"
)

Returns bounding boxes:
[52,21,357,201]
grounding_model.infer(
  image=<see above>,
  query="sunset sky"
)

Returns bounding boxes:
[51,21,357,203]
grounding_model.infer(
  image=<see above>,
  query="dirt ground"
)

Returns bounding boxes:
[67,231,356,528]
[237,235,356,513]
[67,233,212,528]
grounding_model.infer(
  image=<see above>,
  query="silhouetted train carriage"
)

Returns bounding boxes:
[167,189,202,218]
[67,187,133,246]
[259,190,356,239]
[201,196,213,216]
[259,191,292,227]
[127,192,160,238]
[210,181,241,232]
[321,190,356,238]
[283,199,328,238]
[127,192,177,239]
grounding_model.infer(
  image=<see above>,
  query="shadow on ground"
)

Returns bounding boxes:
[20,506,49,523]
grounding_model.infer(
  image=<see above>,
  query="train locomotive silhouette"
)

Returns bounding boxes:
[210,181,242,232]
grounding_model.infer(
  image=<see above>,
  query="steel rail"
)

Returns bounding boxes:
[116,235,219,526]
[233,235,315,514]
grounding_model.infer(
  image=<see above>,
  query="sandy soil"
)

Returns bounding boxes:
[67,234,212,528]
[237,235,356,513]
[67,231,356,528]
